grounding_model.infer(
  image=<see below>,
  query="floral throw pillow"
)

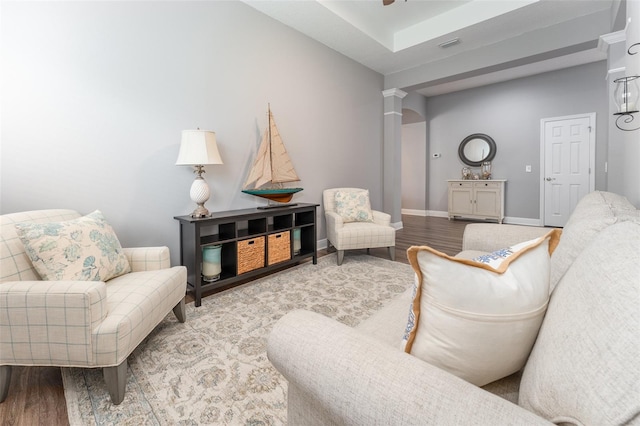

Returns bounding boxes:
[15,210,131,282]
[334,190,374,223]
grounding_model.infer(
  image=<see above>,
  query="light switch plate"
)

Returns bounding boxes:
[525,165,532,173]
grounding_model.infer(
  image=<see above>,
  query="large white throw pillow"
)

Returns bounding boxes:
[402,229,560,387]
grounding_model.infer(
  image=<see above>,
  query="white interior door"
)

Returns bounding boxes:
[540,114,595,227]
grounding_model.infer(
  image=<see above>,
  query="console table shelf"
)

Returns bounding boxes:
[175,203,318,307]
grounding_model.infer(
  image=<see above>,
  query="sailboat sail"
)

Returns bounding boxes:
[242,106,303,204]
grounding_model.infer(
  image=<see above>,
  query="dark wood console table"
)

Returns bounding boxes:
[174,203,318,307]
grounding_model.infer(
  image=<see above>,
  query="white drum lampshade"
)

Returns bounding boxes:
[176,130,223,218]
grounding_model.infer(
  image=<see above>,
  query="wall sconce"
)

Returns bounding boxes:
[613,76,639,131]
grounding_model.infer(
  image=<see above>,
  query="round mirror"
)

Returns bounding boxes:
[458,133,496,167]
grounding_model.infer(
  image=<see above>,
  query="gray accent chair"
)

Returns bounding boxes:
[269,191,639,425]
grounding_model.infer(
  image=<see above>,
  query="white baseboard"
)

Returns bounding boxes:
[401,209,449,218]
[401,209,428,216]
[391,221,403,230]
[318,238,328,250]
[401,209,542,226]
[426,210,449,218]
[503,217,543,226]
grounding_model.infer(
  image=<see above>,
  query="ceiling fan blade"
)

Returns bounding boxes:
[383,0,395,5]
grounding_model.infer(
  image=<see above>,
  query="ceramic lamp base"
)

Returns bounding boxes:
[189,173,211,218]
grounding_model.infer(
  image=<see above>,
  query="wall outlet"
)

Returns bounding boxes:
[432,153,441,158]
[525,165,532,173]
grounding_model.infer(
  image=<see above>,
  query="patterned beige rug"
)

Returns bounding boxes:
[62,253,414,425]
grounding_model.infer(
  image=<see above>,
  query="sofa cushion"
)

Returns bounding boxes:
[15,210,131,282]
[403,230,560,387]
[334,189,374,223]
[519,221,640,425]
[549,191,628,291]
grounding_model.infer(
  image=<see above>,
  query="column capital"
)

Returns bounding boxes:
[382,88,407,99]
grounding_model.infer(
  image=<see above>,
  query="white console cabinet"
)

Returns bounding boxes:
[447,179,506,223]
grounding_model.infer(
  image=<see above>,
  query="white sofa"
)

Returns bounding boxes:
[0,209,187,405]
[268,191,640,425]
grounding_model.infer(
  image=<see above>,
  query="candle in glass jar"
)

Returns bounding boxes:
[202,245,222,280]
[620,102,637,113]
[293,228,301,254]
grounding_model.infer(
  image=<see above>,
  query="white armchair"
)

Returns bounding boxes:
[0,209,187,405]
[323,188,396,265]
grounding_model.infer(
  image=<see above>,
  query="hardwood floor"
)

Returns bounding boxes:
[0,215,471,426]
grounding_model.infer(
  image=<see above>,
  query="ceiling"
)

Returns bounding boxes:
[242,0,623,97]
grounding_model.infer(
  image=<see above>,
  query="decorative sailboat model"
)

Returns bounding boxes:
[242,105,303,209]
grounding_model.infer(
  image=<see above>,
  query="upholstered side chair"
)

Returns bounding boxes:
[0,209,187,405]
[323,188,396,265]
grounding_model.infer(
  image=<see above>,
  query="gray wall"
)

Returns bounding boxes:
[1,1,384,265]
[401,122,427,211]
[401,92,429,213]
[424,61,609,219]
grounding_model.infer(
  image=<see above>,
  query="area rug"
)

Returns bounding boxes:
[62,253,414,425]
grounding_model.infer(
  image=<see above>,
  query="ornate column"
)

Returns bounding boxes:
[382,88,407,227]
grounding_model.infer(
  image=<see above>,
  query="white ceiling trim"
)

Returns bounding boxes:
[394,0,539,52]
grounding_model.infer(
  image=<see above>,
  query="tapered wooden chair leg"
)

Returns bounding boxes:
[388,246,395,261]
[0,365,11,403]
[173,298,186,323]
[337,250,345,265]
[104,360,127,405]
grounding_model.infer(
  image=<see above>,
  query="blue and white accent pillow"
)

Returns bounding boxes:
[15,210,131,282]
[334,189,374,223]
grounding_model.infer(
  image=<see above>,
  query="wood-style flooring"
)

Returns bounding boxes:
[0,215,471,426]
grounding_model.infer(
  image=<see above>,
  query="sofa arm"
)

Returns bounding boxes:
[372,210,391,226]
[268,310,551,426]
[0,281,107,365]
[462,224,551,252]
[123,246,171,271]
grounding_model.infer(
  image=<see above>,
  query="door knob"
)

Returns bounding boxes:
[545,177,556,181]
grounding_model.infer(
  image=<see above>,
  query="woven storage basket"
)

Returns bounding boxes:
[268,231,291,265]
[237,236,265,274]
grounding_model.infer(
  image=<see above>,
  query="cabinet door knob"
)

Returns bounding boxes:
[545,177,556,181]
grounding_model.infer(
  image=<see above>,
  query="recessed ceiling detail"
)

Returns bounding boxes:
[242,0,619,95]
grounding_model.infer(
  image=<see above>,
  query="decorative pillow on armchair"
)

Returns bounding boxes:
[334,189,374,222]
[15,210,131,282]
[402,229,560,386]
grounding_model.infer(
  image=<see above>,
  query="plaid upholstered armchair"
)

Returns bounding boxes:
[323,188,396,265]
[0,209,187,405]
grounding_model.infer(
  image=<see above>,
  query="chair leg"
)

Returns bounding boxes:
[366,248,370,254]
[337,250,344,266]
[104,360,127,405]
[173,298,186,323]
[0,365,11,403]
[388,246,395,261]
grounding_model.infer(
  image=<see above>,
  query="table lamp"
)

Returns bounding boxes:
[176,129,223,218]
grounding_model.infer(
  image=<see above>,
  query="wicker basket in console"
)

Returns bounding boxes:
[237,236,265,274]
[268,231,291,265]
